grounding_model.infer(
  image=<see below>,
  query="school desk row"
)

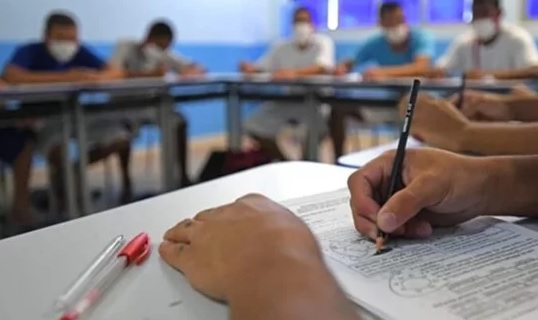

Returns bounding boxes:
[0,73,525,217]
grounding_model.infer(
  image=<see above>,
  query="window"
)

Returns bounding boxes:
[527,0,538,19]
[425,0,472,24]
[288,0,470,31]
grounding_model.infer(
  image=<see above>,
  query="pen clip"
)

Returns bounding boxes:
[118,233,152,266]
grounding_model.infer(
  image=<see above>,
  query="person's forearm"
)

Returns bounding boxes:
[98,67,124,80]
[126,70,162,78]
[461,123,538,156]
[228,250,359,320]
[491,66,538,80]
[502,96,538,122]
[376,63,430,78]
[295,65,328,76]
[3,70,73,84]
[480,155,538,217]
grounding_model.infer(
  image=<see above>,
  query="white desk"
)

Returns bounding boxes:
[337,137,424,168]
[0,162,359,320]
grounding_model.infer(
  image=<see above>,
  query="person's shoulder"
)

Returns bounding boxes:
[114,39,138,51]
[450,31,475,47]
[14,41,44,53]
[501,24,535,43]
[362,33,385,46]
[312,33,333,44]
[409,28,432,40]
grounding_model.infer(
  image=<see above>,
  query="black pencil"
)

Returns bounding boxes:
[455,74,467,110]
[375,79,422,254]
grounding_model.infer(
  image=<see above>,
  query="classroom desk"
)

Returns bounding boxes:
[0,161,387,320]
[0,75,530,216]
[337,137,425,168]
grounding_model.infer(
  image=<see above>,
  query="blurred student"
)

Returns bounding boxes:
[110,20,205,187]
[239,7,334,161]
[396,91,538,155]
[433,0,538,79]
[331,1,434,159]
[0,79,36,228]
[334,1,434,79]
[1,11,130,207]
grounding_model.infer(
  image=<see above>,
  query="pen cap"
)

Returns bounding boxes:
[118,233,151,266]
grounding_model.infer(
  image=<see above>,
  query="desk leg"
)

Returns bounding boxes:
[74,99,91,215]
[226,84,242,151]
[62,103,78,219]
[158,94,174,192]
[305,89,319,161]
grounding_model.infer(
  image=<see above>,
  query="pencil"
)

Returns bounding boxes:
[375,79,421,254]
[455,74,467,110]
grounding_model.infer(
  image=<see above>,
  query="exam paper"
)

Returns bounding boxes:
[282,189,538,320]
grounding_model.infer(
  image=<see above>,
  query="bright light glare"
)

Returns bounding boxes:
[327,0,339,30]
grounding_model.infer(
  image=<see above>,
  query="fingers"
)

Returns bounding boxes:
[158,241,192,273]
[238,193,289,214]
[378,173,446,233]
[164,218,199,244]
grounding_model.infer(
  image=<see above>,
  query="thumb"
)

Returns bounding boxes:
[377,173,446,233]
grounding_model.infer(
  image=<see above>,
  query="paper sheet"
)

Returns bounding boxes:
[338,137,424,168]
[282,189,538,320]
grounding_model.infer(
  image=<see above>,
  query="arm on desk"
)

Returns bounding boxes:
[96,64,124,81]
[228,249,359,320]
[2,65,81,84]
[487,66,538,80]
[461,91,538,122]
[159,194,360,320]
[366,56,431,79]
[460,122,538,156]
[2,64,124,84]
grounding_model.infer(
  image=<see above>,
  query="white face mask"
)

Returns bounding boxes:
[472,18,498,41]
[143,44,165,60]
[383,24,409,44]
[48,41,78,63]
[293,23,313,45]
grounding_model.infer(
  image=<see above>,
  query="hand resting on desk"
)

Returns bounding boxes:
[159,194,359,320]
[348,148,538,240]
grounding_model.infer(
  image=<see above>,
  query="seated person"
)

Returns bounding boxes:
[331,1,434,159]
[432,0,538,79]
[0,79,36,228]
[239,7,334,161]
[397,90,538,155]
[159,149,538,319]
[1,11,129,207]
[110,20,205,187]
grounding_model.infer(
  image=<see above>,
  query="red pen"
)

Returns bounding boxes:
[59,233,151,320]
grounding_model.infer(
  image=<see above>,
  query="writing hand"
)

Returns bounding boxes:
[348,149,496,240]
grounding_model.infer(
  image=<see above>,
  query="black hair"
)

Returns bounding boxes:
[147,21,174,40]
[44,11,76,33]
[379,1,403,18]
[293,6,312,20]
[473,0,501,9]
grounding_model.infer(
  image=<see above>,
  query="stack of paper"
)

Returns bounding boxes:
[283,189,538,320]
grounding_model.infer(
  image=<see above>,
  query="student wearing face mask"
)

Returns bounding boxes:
[109,21,206,188]
[330,1,434,160]
[2,11,130,210]
[239,7,335,161]
[433,0,538,79]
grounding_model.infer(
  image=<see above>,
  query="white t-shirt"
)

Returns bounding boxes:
[436,24,538,73]
[110,39,193,72]
[255,34,335,71]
